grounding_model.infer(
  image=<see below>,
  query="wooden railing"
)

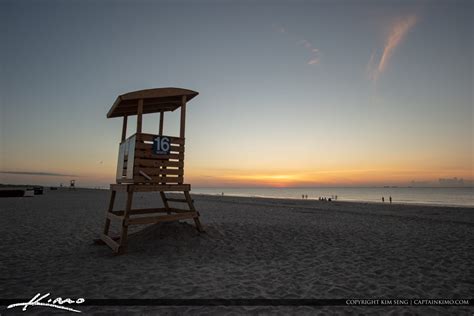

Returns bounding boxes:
[116,133,185,184]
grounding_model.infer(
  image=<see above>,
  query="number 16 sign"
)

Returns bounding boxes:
[153,136,170,155]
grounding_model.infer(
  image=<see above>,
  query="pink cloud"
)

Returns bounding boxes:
[369,15,417,81]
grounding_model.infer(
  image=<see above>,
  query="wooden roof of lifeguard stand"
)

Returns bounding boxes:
[107,87,198,118]
[97,87,204,254]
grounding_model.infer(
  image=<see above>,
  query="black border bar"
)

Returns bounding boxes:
[1,299,472,307]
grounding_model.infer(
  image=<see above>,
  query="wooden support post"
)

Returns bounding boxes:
[160,191,171,214]
[184,191,204,232]
[137,99,143,134]
[100,234,120,252]
[118,191,133,253]
[121,116,128,141]
[159,110,166,182]
[179,96,186,138]
[159,111,164,135]
[179,96,186,185]
[103,190,116,235]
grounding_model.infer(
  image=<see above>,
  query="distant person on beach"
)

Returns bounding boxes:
[222,192,224,196]
[335,195,338,200]
[305,194,308,199]
[389,196,392,204]
[382,197,385,203]
[302,194,304,199]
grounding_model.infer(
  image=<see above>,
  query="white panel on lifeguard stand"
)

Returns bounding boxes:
[116,135,136,181]
[116,142,125,181]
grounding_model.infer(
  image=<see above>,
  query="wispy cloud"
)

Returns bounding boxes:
[298,39,321,66]
[366,51,378,81]
[299,39,312,49]
[272,24,287,34]
[368,15,417,81]
[273,24,321,66]
[0,171,78,177]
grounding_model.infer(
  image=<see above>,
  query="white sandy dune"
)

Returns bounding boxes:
[1,189,473,315]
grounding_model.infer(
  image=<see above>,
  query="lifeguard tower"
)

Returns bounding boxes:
[97,87,203,254]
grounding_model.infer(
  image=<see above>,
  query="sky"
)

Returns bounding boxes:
[0,0,473,188]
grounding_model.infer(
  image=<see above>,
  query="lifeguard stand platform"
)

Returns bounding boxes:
[97,87,203,254]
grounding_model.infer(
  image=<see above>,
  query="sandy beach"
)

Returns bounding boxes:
[1,189,473,315]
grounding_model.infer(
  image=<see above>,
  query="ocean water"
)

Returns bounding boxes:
[192,187,474,207]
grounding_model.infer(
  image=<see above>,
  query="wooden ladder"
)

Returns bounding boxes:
[95,185,203,254]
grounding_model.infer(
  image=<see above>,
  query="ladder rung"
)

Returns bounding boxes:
[166,198,190,203]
